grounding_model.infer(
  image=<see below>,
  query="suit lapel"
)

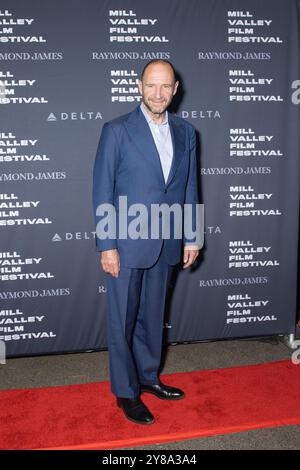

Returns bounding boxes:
[124,106,185,188]
[166,114,185,186]
[124,106,165,186]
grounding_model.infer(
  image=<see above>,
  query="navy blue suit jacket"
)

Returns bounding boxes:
[93,105,200,268]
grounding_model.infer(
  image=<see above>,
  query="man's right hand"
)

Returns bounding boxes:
[100,249,120,278]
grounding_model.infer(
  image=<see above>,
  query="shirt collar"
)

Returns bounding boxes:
[140,102,168,126]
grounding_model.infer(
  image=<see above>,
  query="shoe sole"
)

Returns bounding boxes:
[140,390,185,400]
[124,414,155,425]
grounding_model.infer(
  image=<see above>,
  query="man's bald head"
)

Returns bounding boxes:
[140,59,177,83]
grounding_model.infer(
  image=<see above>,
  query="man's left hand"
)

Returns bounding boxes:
[183,247,199,269]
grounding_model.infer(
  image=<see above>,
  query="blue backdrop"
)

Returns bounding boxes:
[0,0,299,357]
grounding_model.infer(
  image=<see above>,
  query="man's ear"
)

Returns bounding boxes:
[138,79,143,95]
[173,81,179,96]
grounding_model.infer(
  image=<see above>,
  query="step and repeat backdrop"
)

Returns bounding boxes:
[0,0,299,357]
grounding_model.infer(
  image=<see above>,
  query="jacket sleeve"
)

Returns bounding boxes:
[183,125,203,249]
[92,122,119,252]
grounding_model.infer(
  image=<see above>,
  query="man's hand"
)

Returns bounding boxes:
[183,247,199,269]
[100,249,120,278]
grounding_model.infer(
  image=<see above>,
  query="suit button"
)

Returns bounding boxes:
[164,188,167,194]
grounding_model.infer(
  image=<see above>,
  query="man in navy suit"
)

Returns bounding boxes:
[93,60,201,425]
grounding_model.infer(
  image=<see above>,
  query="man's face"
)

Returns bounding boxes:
[138,63,179,117]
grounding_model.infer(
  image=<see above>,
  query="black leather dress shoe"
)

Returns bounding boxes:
[140,382,185,400]
[116,397,155,425]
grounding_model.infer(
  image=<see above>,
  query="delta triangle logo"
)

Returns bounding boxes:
[47,113,57,122]
[52,233,62,242]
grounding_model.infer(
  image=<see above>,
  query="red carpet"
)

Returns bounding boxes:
[0,359,299,450]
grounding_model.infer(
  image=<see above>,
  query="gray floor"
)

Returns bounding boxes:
[1,334,300,450]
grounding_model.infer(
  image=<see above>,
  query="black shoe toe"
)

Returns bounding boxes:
[140,382,185,400]
[116,397,155,425]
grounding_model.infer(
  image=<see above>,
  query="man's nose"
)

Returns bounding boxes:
[154,87,162,99]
